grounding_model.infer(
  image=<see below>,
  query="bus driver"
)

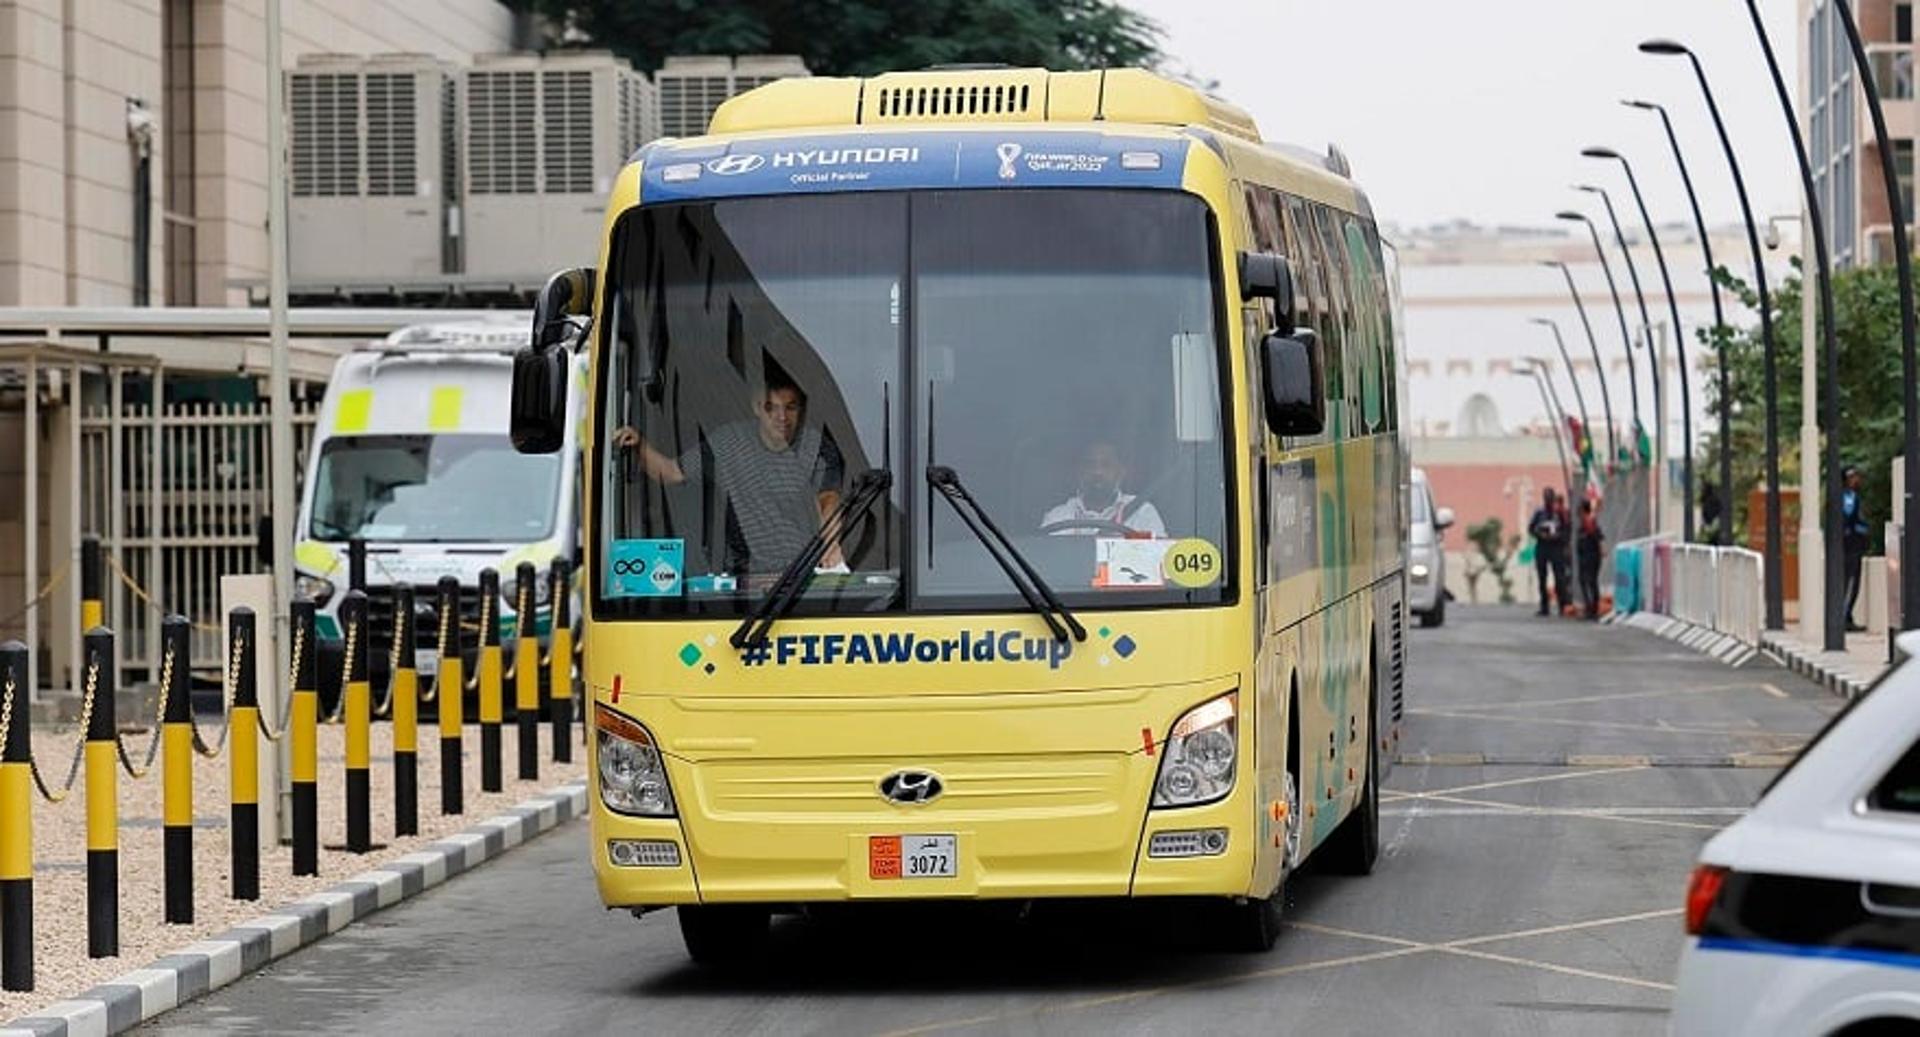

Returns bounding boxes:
[612,377,847,576]
[1042,441,1166,538]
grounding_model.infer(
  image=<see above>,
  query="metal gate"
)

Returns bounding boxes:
[81,395,319,677]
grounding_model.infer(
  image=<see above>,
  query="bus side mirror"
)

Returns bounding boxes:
[513,267,594,454]
[1262,329,1324,436]
[1238,250,1296,335]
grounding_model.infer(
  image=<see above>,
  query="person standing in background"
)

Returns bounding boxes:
[1529,488,1571,616]
[1577,498,1606,619]
[1841,465,1870,633]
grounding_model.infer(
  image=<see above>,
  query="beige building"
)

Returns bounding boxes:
[0,0,522,308]
[1803,0,1915,267]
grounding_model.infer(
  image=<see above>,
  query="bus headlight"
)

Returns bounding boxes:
[295,573,335,607]
[595,704,675,817]
[1152,692,1238,808]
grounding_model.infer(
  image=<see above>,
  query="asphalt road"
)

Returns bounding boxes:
[145,606,1844,1036]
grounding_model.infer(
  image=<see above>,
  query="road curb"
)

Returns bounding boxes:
[1608,611,1759,668]
[1758,633,1875,700]
[1,781,589,1037]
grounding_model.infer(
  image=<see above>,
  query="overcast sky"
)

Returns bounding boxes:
[1124,0,1806,230]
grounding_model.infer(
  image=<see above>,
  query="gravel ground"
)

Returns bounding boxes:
[0,716,587,1022]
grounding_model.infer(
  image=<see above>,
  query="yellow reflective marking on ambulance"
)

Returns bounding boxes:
[294,540,340,576]
[427,386,464,431]
[334,389,373,432]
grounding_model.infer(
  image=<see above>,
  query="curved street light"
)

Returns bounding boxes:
[1539,262,1620,464]
[1528,318,1596,456]
[1586,146,1697,542]
[1624,98,1732,546]
[1640,37,1784,630]
[1557,210,1645,463]
[1738,0,1844,649]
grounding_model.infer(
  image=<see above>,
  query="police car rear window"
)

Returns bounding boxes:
[1871,740,1920,814]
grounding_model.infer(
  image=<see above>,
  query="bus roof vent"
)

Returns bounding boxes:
[864,68,1050,124]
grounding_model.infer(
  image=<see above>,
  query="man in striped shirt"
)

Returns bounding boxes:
[613,378,846,577]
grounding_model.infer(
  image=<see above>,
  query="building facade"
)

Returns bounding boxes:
[1804,0,1914,267]
[0,0,523,308]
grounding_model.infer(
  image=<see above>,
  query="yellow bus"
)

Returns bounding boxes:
[511,65,1408,961]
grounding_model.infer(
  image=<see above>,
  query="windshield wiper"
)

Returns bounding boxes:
[731,468,893,651]
[925,465,1086,644]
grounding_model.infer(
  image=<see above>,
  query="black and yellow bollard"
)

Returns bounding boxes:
[229,608,260,901]
[80,536,104,633]
[515,562,539,782]
[478,568,503,793]
[161,616,193,924]
[290,599,319,876]
[437,576,465,815]
[85,625,117,957]
[2,640,34,991]
[342,590,372,853]
[391,584,419,837]
[549,557,573,764]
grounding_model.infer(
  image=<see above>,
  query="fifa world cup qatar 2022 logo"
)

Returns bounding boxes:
[996,142,1022,180]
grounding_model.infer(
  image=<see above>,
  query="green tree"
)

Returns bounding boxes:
[507,0,1164,77]
[1463,517,1520,605]
[1697,259,1908,552]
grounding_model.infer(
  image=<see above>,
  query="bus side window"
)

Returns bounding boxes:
[1342,213,1386,437]
[1307,204,1350,439]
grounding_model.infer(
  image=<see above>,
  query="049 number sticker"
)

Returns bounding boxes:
[1163,538,1223,588]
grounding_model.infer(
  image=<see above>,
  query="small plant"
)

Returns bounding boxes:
[1465,518,1521,605]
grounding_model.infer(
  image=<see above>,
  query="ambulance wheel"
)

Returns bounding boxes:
[677,904,770,966]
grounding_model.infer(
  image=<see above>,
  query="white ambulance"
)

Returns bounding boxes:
[292,314,584,698]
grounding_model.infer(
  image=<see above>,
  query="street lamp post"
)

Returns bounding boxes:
[1518,366,1578,517]
[1640,39,1784,631]
[1529,318,1596,462]
[1579,182,1666,535]
[1625,99,1732,547]
[1558,210,1645,458]
[1739,0,1845,651]
[1587,147,1697,543]
[1833,0,1920,633]
[1541,262,1621,465]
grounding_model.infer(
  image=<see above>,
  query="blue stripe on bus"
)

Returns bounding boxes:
[1698,936,1920,972]
[640,131,1188,203]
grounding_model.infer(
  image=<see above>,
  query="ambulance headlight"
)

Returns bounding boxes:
[295,573,335,607]
[595,704,674,817]
[1153,692,1238,808]
[505,571,553,614]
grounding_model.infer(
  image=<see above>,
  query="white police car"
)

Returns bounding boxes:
[1670,633,1920,1034]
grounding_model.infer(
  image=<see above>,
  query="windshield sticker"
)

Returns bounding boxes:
[642,131,1188,203]
[1094,538,1171,589]
[609,538,684,598]
[1163,538,1224,589]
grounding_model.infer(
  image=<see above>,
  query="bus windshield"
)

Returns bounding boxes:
[596,188,1231,618]
[310,433,563,543]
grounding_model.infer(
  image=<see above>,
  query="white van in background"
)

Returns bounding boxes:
[291,315,584,699]
[1409,467,1453,627]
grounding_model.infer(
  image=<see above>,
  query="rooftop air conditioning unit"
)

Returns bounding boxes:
[289,54,458,283]
[655,55,811,138]
[464,51,652,281]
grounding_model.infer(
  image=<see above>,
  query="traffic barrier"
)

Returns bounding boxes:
[391,584,419,837]
[80,536,104,633]
[549,557,573,763]
[2,640,33,991]
[290,599,319,876]
[437,575,466,815]
[84,626,117,957]
[478,568,504,794]
[228,609,260,901]
[161,616,193,923]
[515,562,540,783]
[342,590,373,853]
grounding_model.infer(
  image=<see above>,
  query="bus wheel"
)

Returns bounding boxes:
[677,904,771,966]
[1320,690,1380,875]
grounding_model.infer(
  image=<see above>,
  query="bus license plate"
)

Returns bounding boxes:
[869,835,957,880]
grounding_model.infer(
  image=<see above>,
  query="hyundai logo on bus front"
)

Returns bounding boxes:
[705,153,766,176]
[879,771,944,805]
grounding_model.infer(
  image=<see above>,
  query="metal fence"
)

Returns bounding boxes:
[80,397,319,676]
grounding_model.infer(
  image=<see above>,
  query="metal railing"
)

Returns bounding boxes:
[1615,536,1764,648]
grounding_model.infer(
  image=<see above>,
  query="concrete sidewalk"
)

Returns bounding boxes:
[1761,622,1897,699]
